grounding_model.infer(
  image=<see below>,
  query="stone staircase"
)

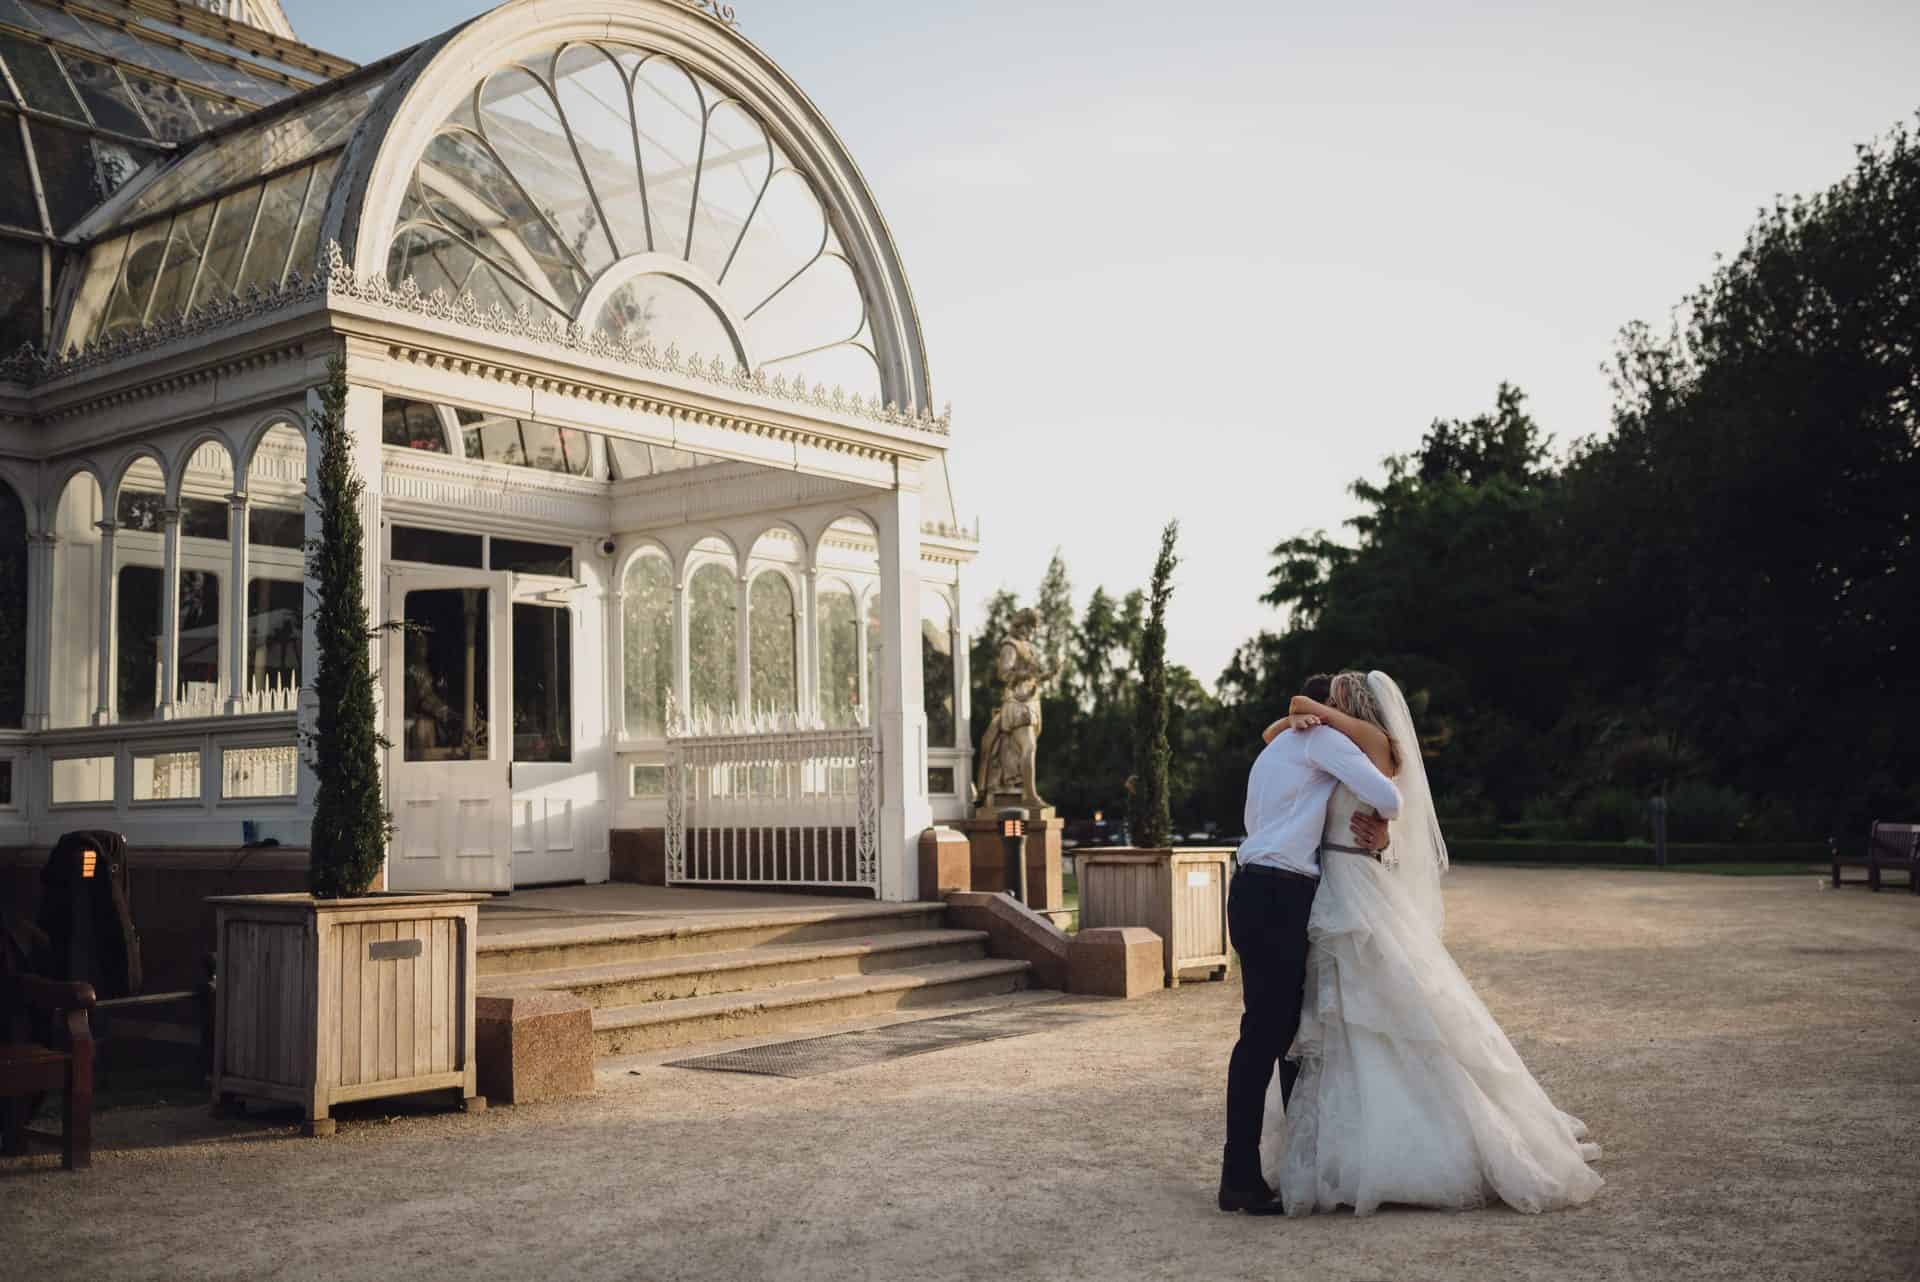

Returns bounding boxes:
[475,901,1031,1057]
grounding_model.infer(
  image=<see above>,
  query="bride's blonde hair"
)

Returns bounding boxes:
[1330,671,1401,770]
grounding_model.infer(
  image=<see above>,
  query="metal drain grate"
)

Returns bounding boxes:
[661,1002,1099,1079]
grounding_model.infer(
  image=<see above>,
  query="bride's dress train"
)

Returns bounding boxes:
[1260,764,1602,1215]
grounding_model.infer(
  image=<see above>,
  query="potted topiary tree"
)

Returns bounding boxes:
[1078,521,1233,986]
[209,356,485,1135]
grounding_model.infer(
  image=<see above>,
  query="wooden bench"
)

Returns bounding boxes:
[1,975,96,1170]
[1831,821,1920,894]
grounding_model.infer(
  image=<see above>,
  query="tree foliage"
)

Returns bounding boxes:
[1128,522,1179,848]
[305,356,389,898]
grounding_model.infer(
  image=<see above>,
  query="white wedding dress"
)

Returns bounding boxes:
[1260,675,1603,1216]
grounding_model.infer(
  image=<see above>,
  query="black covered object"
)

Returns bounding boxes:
[36,831,141,999]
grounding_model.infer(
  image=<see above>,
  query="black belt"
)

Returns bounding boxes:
[1234,861,1318,886]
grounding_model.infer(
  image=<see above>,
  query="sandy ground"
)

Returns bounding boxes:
[4,866,1918,1282]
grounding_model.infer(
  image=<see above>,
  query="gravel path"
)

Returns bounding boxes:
[4,866,1917,1281]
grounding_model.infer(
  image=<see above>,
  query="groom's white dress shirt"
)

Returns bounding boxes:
[1239,727,1403,879]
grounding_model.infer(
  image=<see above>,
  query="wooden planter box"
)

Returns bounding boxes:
[209,892,487,1135]
[1076,848,1234,987]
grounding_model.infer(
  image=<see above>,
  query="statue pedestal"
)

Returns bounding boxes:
[954,816,1064,912]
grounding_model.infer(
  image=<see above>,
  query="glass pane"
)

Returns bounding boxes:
[233,165,310,294]
[689,99,771,282]
[922,589,955,748]
[116,564,161,721]
[0,122,41,228]
[476,66,612,277]
[30,122,153,233]
[222,744,296,799]
[0,31,85,119]
[630,56,703,260]
[176,569,220,704]
[0,758,13,806]
[686,561,735,721]
[621,552,672,737]
[101,218,169,337]
[383,398,446,451]
[102,71,387,230]
[722,167,823,318]
[928,766,956,795]
[283,151,337,282]
[245,577,302,696]
[51,755,112,804]
[189,186,260,309]
[551,42,648,257]
[120,71,203,142]
[864,591,881,721]
[146,200,214,321]
[815,579,859,729]
[490,538,571,578]
[0,237,39,355]
[247,506,303,548]
[133,750,200,801]
[179,495,228,540]
[402,587,490,762]
[593,273,739,364]
[56,53,150,137]
[418,128,586,312]
[748,571,795,717]
[511,603,570,762]
[628,762,665,798]
[391,524,482,568]
[115,487,166,530]
[457,408,526,466]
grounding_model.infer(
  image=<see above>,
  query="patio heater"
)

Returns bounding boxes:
[998,807,1030,906]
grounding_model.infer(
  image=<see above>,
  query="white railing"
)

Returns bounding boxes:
[160,670,301,718]
[666,718,880,890]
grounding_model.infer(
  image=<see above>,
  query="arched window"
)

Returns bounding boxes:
[815,578,859,728]
[748,571,796,718]
[0,482,27,728]
[382,397,447,451]
[864,590,881,718]
[922,589,954,748]
[686,559,737,722]
[622,550,673,737]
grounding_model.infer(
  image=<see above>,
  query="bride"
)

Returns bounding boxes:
[1258,671,1603,1215]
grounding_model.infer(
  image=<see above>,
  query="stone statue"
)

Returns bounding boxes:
[974,608,1058,816]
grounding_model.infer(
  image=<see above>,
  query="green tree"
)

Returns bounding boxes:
[305,356,389,898]
[1032,550,1075,697]
[1129,521,1178,848]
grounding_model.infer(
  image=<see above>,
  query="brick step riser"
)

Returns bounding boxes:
[477,907,949,977]
[543,940,990,1009]
[593,969,1030,1057]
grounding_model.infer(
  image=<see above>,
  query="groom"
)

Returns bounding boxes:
[1219,673,1402,1214]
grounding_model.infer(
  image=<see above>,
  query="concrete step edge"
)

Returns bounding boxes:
[480,929,990,993]
[591,958,1033,1031]
[477,900,948,955]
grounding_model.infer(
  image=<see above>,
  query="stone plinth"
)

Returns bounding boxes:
[475,990,595,1106]
[918,826,972,900]
[1068,927,1165,998]
[955,816,1064,912]
[944,891,1070,990]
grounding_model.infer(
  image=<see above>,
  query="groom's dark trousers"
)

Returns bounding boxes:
[1223,860,1319,1188]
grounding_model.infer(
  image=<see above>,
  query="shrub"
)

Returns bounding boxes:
[1572,788,1644,842]
[1664,780,1750,844]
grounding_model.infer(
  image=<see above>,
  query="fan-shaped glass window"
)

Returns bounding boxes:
[622,550,673,738]
[388,41,883,401]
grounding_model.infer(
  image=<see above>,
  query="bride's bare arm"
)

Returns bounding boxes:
[1288,695,1398,776]
[1261,713,1324,744]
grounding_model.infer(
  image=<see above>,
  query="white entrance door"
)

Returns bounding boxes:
[505,589,596,884]
[385,569,512,892]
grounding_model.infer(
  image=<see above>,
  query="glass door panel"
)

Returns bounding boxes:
[402,587,491,762]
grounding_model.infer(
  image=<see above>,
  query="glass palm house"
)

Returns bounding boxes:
[0,0,975,904]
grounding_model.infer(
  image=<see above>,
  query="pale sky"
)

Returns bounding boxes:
[295,0,1920,688]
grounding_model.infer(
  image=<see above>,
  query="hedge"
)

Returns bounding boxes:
[1446,839,1827,866]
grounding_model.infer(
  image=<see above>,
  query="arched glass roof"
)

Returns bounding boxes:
[387,40,884,401]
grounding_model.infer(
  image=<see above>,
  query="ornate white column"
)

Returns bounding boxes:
[734,571,751,721]
[670,575,690,729]
[800,567,819,723]
[607,576,627,741]
[23,527,57,731]
[952,584,970,769]
[92,520,116,725]
[225,491,249,715]
[873,461,930,899]
[156,505,180,720]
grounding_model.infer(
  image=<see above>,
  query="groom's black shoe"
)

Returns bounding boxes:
[1217,1176,1286,1215]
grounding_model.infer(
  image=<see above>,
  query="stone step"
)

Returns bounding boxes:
[476,901,949,977]
[480,929,992,1008]
[591,958,1032,1056]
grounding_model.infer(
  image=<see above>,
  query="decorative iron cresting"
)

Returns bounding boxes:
[678,0,739,27]
[4,243,950,437]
